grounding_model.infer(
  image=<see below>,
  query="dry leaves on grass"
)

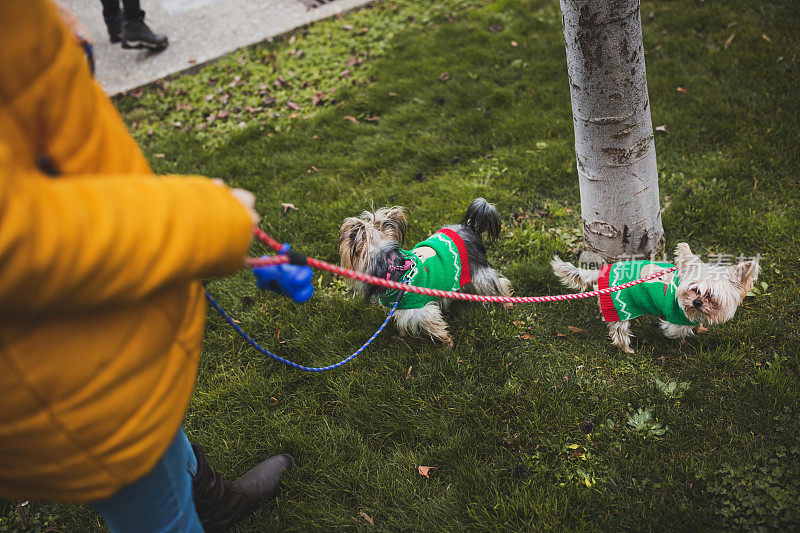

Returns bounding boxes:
[281,202,298,213]
[344,116,359,123]
[568,326,588,335]
[724,32,736,49]
[359,511,374,526]
[417,466,437,478]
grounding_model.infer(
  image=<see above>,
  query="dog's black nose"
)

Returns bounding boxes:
[693,299,703,308]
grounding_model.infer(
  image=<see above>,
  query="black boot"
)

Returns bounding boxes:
[104,10,122,43]
[191,443,295,532]
[121,12,169,50]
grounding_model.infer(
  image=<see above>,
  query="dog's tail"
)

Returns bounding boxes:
[461,198,500,244]
[550,256,599,290]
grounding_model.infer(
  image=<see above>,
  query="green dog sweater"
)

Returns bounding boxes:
[598,261,698,325]
[379,229,471,310]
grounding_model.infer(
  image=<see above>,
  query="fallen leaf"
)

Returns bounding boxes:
[217,110,230,119]
[676,86,688,93]
[724,32,736,50]
[439,72,450,82]
[153,153,165,158]
[417,466,437,478]
[568,326,588,335]
[406,366,412,380]
[273,75,289,88]
[286,101,301,110]
[555,333,566,338]
[345,55,362,67]
[655,124,668,133]
[520,334,535,340]
[270,397,279,405]
[219,93,229,104]
[342,24,354,30]
[311,91,327,106]
[488,24,503,33]
[281,202,298,213]
[188,58,197,64]
[344,115,359,123]
[511,40,519,47]
[359,511,374,526]
[762,34,771,42]
[364,115,380,122]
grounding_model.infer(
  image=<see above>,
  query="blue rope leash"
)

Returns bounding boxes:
[204,290,402,372]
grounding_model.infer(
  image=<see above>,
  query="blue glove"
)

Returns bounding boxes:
[252,260,314,303]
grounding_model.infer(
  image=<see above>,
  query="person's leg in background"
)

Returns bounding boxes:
[99,0,122,43]
[98,0,169,50]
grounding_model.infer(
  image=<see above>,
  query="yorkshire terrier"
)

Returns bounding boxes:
[338,198,512,347]
[551,243,759,353]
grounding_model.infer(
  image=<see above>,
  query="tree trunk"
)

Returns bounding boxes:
[559,0,664,262]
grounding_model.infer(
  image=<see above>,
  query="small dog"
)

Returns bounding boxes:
[339,198,512,346]
[551,243,759,353]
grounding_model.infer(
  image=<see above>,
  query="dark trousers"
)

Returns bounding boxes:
[100,0,143,23]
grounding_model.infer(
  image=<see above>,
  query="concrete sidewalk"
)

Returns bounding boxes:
[64,0,373,95]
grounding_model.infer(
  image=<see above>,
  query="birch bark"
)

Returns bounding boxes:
[560,0,663,261]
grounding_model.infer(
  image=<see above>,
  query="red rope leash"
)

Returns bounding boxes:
[247,228,677,304]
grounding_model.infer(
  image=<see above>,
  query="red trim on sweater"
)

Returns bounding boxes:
[437,228,471,286]
[598,264,620,322]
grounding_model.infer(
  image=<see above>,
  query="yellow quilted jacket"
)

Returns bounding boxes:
[0,1,254,502]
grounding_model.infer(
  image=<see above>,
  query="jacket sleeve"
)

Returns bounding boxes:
[0,148,255,318]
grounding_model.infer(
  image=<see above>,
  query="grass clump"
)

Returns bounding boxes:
[3,0,799,531]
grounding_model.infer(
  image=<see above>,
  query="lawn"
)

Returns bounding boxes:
[3,0,799,530]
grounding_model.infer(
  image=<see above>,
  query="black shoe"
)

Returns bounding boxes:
[105,11,122,43]
[121,13,169,50]
[191,443,296,533]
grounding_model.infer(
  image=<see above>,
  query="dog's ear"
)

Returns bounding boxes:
[339,217,365,269]
[729,260,760,296]
[376,206,407,244]
[674,242,701,269]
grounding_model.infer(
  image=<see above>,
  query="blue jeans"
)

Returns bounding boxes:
[91,428,203,533]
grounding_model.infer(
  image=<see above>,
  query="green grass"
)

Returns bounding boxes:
[4,0,800,530]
